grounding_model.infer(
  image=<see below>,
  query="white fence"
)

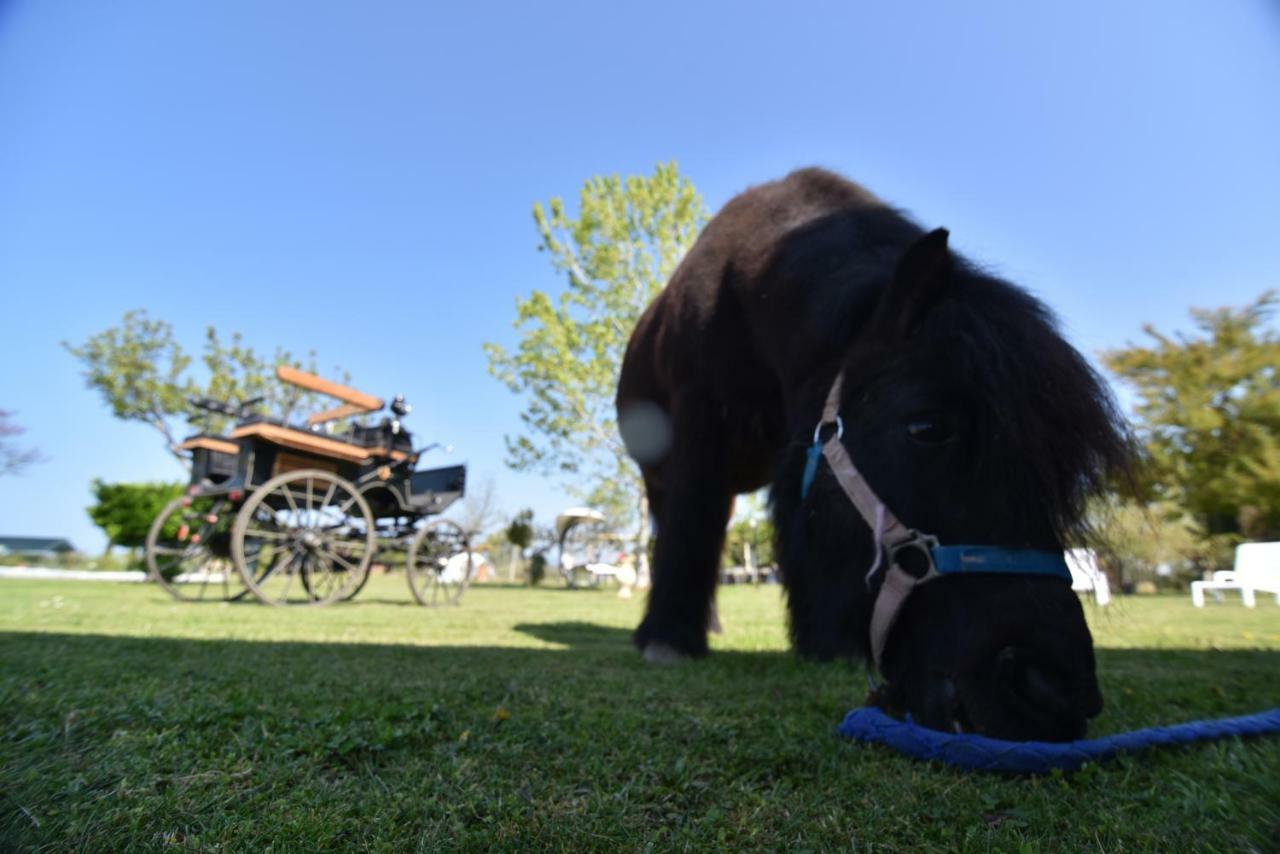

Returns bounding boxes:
[0,566,148,583]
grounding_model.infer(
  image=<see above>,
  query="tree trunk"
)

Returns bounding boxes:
[635,489,651,590]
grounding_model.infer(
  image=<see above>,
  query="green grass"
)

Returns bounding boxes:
[2,579,1278,851]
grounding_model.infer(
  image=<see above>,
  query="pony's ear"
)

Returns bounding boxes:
[871,228,952,339]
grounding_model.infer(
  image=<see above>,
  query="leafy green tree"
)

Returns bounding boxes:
[527,551,548,587]
[505,508,535,582]
[1103,291,1280,553]
[64,312,193,464]
[506,509,535,550]
[723,517,776,570]
[197,327,338,432]
[484,162,708,583]
[0,410,44,476]
[1086,496,1209,587]
[722,491,775,574]
[65,310,340,469]
[87,480,183,551]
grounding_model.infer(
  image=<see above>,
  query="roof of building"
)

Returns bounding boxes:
[0,536,76,554]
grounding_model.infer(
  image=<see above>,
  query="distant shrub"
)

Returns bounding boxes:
[528,552,547,587]
[87,480,183,550]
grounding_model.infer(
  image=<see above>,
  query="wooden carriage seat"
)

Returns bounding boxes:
[229,422,409,463]
[179,436,240,455]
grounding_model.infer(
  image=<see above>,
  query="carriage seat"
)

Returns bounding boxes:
[346,419,414,455]
[229,421,409,463]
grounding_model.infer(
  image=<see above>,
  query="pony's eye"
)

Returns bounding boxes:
[906,415,955,445]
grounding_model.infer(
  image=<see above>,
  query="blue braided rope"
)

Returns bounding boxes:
[837,706,1280,773]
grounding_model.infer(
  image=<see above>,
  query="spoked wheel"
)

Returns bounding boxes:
[558,516,612,589]
[407,519,472,606]
[231,470,376,606]
[146,496,249,602]
[340,522,407,601]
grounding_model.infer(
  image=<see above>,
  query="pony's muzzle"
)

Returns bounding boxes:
[916,645,1102,742]
[988,644,1104,740]
[883,575,1103,742]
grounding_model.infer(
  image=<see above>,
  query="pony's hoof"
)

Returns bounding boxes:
[642,642,689,664]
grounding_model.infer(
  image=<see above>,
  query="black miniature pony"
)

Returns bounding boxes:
[616,168,1130,742]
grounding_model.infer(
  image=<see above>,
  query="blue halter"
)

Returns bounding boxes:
[803,436,1072,579]
[802,372,1072,671]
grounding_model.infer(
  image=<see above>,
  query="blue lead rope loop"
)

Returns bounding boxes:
[800,439,823,500]
[838,706,1280,774]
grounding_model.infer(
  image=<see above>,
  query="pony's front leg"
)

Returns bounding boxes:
[634,402,733,661]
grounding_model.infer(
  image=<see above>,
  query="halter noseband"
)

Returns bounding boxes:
[799,371,1073,673]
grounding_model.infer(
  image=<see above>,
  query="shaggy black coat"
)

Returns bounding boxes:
[616,168,1131,740]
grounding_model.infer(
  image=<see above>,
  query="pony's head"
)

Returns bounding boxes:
[780,228,1130,741]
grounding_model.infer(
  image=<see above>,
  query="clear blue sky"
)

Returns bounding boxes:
[2,2,1278,553]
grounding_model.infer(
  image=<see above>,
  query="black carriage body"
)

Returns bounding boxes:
[156,368,474,608]
[183,436,240,487]
[362,464,467,519]
[179,418,465,520]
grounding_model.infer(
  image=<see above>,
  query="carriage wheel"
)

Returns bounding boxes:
[557,516,611,589]
[231,470,376,606]
[406,519,472,606]
[341,522,407,601]
[146,496,249,602]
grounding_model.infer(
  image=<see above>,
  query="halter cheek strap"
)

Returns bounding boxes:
[800,371,1072,673]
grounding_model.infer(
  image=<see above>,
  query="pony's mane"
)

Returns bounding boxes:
[928,270,1134,544]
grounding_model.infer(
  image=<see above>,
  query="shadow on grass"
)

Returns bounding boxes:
[513,620,635,650]
[2,626,1278,849]
[2,625,1277,724]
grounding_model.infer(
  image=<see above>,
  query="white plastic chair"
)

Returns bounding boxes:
[1065,549,1111,606]
[1191,542,1280,607]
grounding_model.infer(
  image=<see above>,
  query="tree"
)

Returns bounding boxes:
[505,508,535,582]
[722,491,775,578]
[0,410,44,476]
[1102,291,1280,552]
[453,473,502,540]
[484,162,708,584]
[65,310,341,469]
[196,326,340,432]
[87,480,183,551]
[64,312,192,464]
[506,509,535,551]
[1086,496,1208,588]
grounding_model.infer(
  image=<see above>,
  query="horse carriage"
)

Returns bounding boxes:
[554,508,637,590]
[144,366,471,606]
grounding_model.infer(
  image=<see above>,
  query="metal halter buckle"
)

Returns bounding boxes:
[887,531,941,580]
[813,415,844,445]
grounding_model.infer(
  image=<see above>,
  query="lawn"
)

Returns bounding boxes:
[2,578,1278,851]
